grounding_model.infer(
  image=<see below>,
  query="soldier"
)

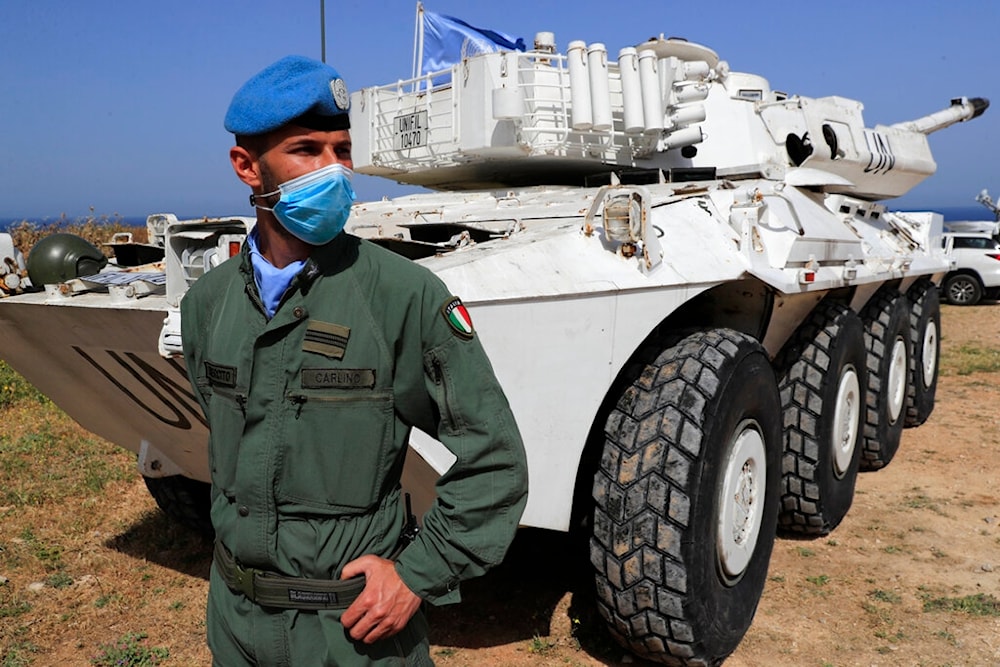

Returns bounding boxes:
[181,55,529,665]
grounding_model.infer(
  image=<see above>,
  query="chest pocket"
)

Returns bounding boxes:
[202,383,246,497]
[276,387,396,515]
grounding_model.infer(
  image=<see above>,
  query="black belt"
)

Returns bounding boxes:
[214,541,366,610]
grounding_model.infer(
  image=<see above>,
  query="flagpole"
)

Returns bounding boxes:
[412,1,424,80]
[320,0,327,63]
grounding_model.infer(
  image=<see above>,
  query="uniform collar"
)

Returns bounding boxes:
[239,229,360,295]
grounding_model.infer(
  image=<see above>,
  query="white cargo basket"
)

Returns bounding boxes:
[349,43,715,189]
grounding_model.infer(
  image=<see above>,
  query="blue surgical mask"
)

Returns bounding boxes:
[255,163,357,245]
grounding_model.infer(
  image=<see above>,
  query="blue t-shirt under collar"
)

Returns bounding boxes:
[246,228,306,319]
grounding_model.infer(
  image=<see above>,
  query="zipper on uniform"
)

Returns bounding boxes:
[285,391,393,419]
[244,281,268,318]
[429,355,458,429]
[215,386,248,416]
[288,393,307,418]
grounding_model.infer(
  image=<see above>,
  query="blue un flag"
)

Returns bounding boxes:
[420,9,526,80]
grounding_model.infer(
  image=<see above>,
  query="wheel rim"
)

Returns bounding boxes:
[832,365,861,478]
[887,336,907,423]
[921,319,938,388]
[949,278,975,304]
[717,420,766,582]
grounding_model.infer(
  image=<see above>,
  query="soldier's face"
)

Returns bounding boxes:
[257,125,353,192]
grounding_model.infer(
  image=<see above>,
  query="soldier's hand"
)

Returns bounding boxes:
[340,555,422,644]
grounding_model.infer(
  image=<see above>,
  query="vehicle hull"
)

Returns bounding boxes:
[0,298,208,477]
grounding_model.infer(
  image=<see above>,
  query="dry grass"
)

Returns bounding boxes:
[0,396,213,666]
[2,297,1000,665]
[6,214,148,260]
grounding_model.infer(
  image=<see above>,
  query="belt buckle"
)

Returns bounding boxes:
[232,561,257,602]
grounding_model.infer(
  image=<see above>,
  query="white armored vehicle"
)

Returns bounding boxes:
[0,29,988,666]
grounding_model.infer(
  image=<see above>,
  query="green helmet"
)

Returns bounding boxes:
[26,233,108,287]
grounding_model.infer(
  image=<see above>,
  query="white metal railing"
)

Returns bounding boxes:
[361,72,461,170]
[356,46,711,173]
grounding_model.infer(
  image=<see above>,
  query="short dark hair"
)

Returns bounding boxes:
[234,133,267,156]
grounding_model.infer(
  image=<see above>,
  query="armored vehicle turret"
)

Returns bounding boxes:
[0,27,988,667]
[351,35,985,201]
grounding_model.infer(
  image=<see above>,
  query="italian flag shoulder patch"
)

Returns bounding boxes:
[441,296,474,340]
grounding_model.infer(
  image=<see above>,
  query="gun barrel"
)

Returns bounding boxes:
[976,189,1000,220]
[890,97,989,135]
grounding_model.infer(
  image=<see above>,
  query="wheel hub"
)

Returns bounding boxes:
[717,421,766,581]
[887,336,907,423]
[921,320,938,388]
[832,366,861,477]
[949,278,975,304]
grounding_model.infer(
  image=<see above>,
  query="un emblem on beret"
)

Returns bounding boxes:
[330,78,349,110]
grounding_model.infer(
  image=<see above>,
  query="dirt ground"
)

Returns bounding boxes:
[2,302,999,666]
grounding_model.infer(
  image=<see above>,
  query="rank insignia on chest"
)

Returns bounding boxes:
[442,297,474,340]
[303,321,350,359]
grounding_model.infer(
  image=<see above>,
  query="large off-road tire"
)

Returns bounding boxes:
[142,475,214,537]
[943,272,982,306]
[904,279,940,427]
[591,329,781,666]
[859,289,911,471]
[775,301,866,535]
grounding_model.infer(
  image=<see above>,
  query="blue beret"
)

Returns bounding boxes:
[224,55,351,135]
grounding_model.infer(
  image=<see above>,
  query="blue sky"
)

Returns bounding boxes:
[1,1,997,220]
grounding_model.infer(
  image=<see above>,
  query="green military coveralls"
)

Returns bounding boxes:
[181,231,528,665]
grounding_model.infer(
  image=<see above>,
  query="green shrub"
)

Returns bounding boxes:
[922,593,1000,616]
[90,632,168,667]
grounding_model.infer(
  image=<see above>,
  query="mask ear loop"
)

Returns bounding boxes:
[249,188,280,211]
